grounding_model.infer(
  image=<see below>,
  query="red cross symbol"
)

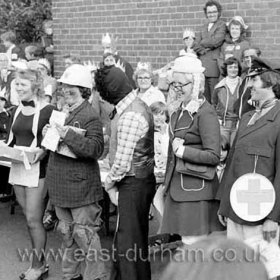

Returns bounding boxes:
[236,178,274,216]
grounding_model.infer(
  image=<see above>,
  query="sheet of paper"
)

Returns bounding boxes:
[41,111,66,152]
[49,110,66,126]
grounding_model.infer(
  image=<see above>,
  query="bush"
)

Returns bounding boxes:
[0,0,52,43]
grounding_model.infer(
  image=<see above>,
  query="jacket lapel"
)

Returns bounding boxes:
[238,103,280,139]
[65,101,87,125]
[169,108,182,138]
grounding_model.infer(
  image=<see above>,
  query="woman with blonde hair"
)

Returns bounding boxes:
[5,67,54,280]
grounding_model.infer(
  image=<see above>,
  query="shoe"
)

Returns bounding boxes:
[43,212,58,231]
[19,264,49,280]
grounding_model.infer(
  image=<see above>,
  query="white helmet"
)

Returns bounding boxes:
[58,64,92,89]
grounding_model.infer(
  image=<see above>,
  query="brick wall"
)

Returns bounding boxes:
[52,0,280,75]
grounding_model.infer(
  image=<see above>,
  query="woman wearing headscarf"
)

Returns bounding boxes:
[161,55,224,245]
[220,16,250,64]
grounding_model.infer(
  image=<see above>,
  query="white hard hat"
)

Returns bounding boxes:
[58,64,92,89]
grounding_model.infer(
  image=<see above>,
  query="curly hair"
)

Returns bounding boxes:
[203,0,222,18]
[77,86,91,100]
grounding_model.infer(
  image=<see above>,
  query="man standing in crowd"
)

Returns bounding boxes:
[194,0,226,103]
[95,65,156,280]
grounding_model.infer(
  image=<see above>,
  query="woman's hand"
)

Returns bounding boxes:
[108,187,118,206]
[263,219,278,242]
[31,149,47,164]
[172,137,184,154]
[55,124,68,139]
[218,214,227,227]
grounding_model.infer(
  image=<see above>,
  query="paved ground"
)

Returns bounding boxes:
[0,200,174,280]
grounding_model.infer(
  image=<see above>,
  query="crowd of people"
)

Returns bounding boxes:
[0,0,279,280]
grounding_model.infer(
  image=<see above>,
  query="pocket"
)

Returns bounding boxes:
[246,146,271,158]
[180,174,206,192]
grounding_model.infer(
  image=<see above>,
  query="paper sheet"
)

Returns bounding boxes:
[41,111,66,152]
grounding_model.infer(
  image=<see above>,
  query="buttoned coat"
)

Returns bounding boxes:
[218,101,280,225]
[194,19,227,78]
[164,101,220,202]
[45,101,104,208]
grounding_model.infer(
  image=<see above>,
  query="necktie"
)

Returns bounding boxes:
[21,100,35,107]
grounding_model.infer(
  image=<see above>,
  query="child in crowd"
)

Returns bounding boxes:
[217,134,230,182]
[150,101,169,230]
[179,28,197,56]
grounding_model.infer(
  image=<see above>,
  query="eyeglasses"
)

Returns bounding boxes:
[170,81,192,91]
[207,11,218,14]
[137,77,151,81]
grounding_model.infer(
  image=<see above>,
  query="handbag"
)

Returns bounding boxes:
[175,158,216,180]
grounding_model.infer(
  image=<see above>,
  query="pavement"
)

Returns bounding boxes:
[0,200,176,280]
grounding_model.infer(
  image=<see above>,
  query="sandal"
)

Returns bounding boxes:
[19,264,49,280]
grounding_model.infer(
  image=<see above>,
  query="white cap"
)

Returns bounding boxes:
[172,54,205,73]
[227,16,248,30]
[58,64,92,89]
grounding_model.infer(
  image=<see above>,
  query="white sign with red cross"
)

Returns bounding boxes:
[230,173,275,222]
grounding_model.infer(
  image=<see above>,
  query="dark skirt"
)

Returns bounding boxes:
[161,191,225,236]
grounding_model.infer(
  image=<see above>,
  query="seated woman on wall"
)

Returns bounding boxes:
[219,16,250,65]
[161,55,224,246]
[212,57,243,145]
[218,58,280,258]
[5,67,54,280]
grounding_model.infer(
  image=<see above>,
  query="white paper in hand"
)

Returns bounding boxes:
[41,111,66,151]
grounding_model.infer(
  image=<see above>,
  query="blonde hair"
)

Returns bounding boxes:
[15,69,44,98]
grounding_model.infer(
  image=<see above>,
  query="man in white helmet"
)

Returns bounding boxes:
[45,64,107,280]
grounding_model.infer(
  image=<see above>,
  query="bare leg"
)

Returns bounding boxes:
[15,179,48,268]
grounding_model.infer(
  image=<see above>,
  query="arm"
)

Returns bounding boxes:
[63,116,104,160]
[179,109,220,165]
[105,112,148,190]
[199,21,227,50]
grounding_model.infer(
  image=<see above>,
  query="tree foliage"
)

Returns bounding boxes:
[0,0,52,43]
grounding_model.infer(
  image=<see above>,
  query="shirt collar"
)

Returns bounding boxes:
[116,90,137,115]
